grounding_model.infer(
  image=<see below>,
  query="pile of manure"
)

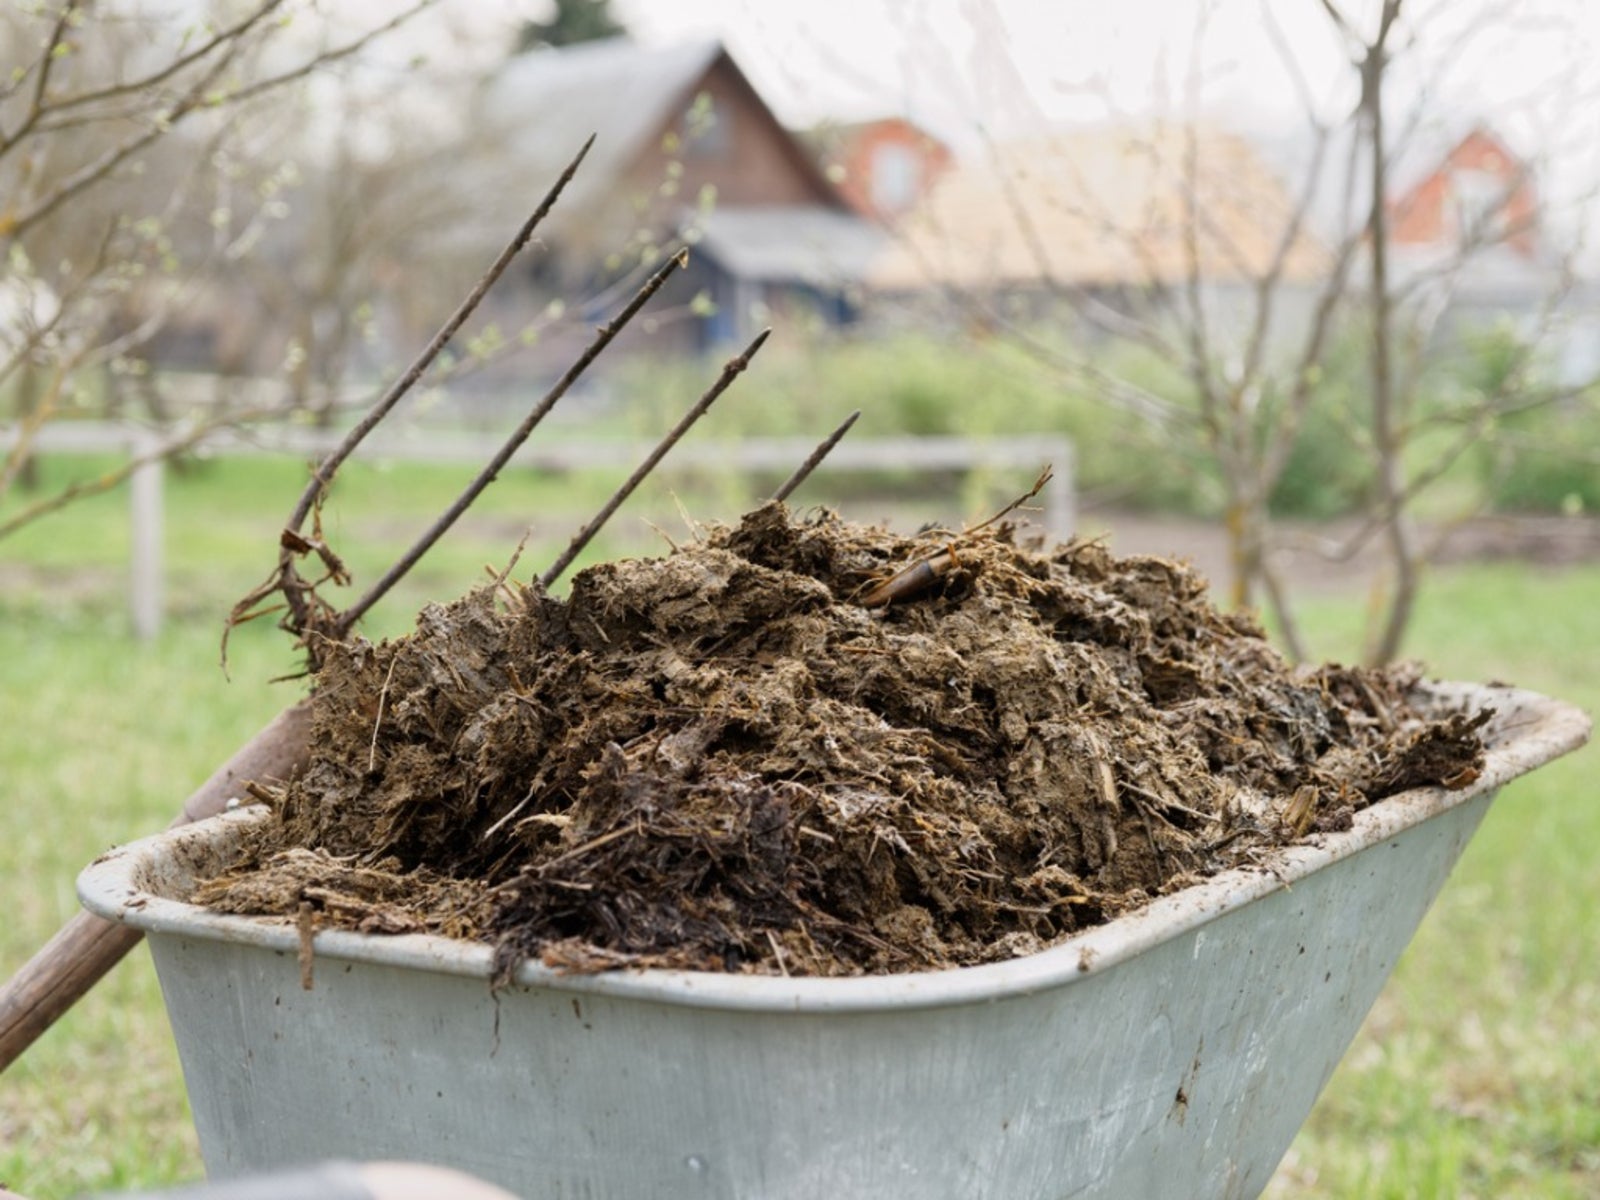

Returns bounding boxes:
[195,502,1486,979]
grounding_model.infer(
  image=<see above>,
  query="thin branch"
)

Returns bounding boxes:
[1363,0,1417,666]
[539,327,772,589]
[220,1,437,108]
[0,359,75,499]
[0,2,74,158]
[0,219,114,394]
[1317,0,1361,50]
[773,409,860,501]
[1261,0,1326,124]
[5,37,242,239]
[331,245,687,635]
[945,292,1194,429]
[0,407,289,541]
[964,464,1053,536]
[1179,3,1215,304]
[1319,375,1593,566]
[45,0,289,115]
[1177,112,1220,427]
[3,2,436,238]
[1257,556,1309,663]
[31,4,74,114]
[1235,121,1331,397]
[1258,126,1367,490]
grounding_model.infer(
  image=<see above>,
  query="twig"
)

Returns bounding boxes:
[367,655,399,773]
[0,3,74,164]
[858,466,1057,608]
[539,327,772,589]
[0,407,286,541]
[44,1,290,115]
[772,410,860,501]
[966,465,1054,535]
[766,929,791,977]
[0,356,78,501]
[333,248,690,635]
[220,2,437,109]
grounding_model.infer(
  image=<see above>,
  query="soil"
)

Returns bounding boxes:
[193,501,1488,980]
[1079,509,1600,596]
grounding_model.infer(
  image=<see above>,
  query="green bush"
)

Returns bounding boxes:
[1481,398,1600,513]
[609,314,1598,522]
[1447,325,1600,514]
[610,331,1226,516]
[1263,347,1374,519]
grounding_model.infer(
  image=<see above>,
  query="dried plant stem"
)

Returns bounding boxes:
[334,249,691,635]
[539,327,772,589]
[367,655,399,772]
[967,464,1054,535]
[772,409,860,502]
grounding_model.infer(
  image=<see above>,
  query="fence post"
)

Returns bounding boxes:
[128,429,163,640]
[1047,438,1076,539]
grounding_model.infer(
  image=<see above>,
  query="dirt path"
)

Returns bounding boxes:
[1074,509,1600,598]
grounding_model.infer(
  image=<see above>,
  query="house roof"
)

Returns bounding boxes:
[1386,123,1530,210]
[481,37,726,227]
[468,37,868,285]
[693,206,886,287]
[868,123,1329,293]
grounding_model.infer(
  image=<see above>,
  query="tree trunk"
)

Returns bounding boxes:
[1360,7,1420,666]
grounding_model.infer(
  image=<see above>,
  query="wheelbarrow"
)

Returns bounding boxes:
[77,682,1589,1200]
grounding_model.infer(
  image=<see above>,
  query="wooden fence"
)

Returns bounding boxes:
[3,423,1074,639]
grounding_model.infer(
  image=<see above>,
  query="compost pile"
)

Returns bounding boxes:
[196,502,1488,979]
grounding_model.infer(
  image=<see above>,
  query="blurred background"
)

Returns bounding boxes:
[2,2,1597,1197]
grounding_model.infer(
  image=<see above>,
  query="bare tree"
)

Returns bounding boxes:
[0,0,435,528]
[884,0,1600,663]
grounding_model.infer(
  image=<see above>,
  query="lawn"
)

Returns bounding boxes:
[0,454,1595,1198]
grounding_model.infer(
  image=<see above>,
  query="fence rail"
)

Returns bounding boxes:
[3,422,1074,638]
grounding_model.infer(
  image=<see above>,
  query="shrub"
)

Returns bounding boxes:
[610,331,1226,517]
[1480,398,1600,513]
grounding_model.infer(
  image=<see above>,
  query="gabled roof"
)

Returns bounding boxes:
[1386,123,1530,210]
[481,38,725,222]
[478,37,847,237]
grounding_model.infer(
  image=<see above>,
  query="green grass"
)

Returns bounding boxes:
[0,450,705,633]
[1,444,1025,635]
[0,457,1595,1197]
[0,621,291,1198]
[1266,565,1600,1199]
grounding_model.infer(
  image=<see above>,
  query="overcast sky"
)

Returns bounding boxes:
[608,1,1599,145]
[378,0,1600,220]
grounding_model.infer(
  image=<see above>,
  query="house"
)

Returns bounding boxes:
[864,122,1328,349]
[1389,126,1539,262]
[1380,124,1600,381]
[470,38,882,353]
[1381,125,1561,313]
[808,118,953,222]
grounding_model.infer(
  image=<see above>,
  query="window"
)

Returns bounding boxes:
[1451,168,1510,243]
[870,143,921,214]
[683,91,731,160]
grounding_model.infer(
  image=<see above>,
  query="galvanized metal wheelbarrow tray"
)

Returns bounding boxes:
[79,682,1590,1200]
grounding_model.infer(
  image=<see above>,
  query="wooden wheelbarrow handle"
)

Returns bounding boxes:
[0,700,312,1074]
